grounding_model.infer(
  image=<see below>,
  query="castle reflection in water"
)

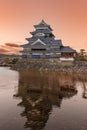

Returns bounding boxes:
[14,71,87,130]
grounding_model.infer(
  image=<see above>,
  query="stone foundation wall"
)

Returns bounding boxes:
[12,58,87,72]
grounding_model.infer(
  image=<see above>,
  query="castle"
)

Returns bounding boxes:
[21,20,76,61]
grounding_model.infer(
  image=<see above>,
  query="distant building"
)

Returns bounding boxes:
[21,20,76,61]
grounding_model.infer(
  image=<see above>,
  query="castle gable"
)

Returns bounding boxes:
[31,39,46,46]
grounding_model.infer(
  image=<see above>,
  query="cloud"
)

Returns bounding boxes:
[5,43,20,47]
[0,42,22,54]
[0,48,9,53]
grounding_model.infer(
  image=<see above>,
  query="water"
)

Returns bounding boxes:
[0,67,25,130]
[0,67,87,130]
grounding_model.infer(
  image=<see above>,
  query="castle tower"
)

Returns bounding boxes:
[21,20,75,60]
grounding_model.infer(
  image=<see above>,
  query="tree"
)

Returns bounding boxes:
[75,49,87,61]
[11,58,18,64]
[3,57,10,64]
[80,49,86,56]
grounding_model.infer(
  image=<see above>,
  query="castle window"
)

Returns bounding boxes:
[31,48,46,51]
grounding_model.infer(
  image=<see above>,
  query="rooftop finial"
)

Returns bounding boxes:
[41,19,45,23]
[40,19,46,25]
[41,19,45,22]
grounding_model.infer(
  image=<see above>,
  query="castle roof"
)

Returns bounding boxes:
[30,29,53,35]
[34,20,53,31]
[60,46,76,53]
[26,36,54,43]
[21,39,62,48]
[50,40,62,46]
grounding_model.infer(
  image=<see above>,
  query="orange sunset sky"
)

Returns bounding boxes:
[0,0,87,54]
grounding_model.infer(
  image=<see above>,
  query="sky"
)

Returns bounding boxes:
[0,0,87,54]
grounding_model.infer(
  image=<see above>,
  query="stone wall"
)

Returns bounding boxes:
[12,58,87,72]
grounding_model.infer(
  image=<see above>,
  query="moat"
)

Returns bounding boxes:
[0,67,87,130]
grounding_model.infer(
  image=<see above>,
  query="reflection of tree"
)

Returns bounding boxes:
[82,82,87,99]
[14,71,77,130]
